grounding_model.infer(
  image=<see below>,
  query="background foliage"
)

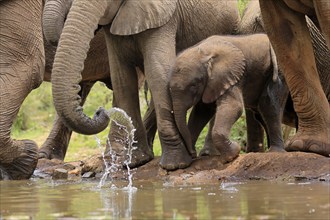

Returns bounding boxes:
[13,0,292,162]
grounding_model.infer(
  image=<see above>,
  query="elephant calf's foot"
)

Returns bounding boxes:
[160,144,192,171]
[285,133,330,157]
[199,144,221,156]
[218,142,241,164]
[0,140,39,180]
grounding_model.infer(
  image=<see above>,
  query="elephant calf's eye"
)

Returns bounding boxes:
[189,85,198,94]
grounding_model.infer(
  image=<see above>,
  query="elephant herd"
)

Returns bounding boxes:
[0,0,329,180]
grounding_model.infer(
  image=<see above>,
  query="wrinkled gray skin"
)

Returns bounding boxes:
[0,0,114,180]
[46,0,240,170]
[238,1,330,154]
[39,0,113,161]
[0,0,44,180]
[259,0,330,157]
[41,0,155,161]
[169,34,287,163]
[39,29,113,161]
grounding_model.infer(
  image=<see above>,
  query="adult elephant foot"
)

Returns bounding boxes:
[160,143,192,171]
[106,145,153,169]
[38,121,72,161]
[0,140,38,180]
[268,145,286,153]
[285,133,330,157]
[218,141,241,164]
[38,143,66,161]
[128,148,154,168]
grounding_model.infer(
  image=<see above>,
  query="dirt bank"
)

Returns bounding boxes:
[35,152,330,184]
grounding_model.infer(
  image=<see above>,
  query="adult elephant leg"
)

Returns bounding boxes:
[39,82,95,160]
[138,21,192,170]
[260,0,330,156]
[0,73,40,180]
[105,34,153,168]
[0,0,43,180]
[245,109,265,152]
[257,78,288,152]
[212,87,243,164]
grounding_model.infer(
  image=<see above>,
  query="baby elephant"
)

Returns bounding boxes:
[169,34,287,163]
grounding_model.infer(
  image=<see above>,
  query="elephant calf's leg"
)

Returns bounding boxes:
[245,109,265,152]
[187,102,216,156]
[199,118,221,156]
[212,88,243,164]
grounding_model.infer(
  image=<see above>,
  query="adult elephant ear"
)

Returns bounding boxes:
[202,41,246,104]
[110,0,178,35]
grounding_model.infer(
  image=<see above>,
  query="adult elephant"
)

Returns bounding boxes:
[0,0,44,180]
[259,0,330,156]
[49,0,240,170]
[236,0,330,154]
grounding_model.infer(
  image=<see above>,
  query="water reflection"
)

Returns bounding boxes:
[0,180,329,219]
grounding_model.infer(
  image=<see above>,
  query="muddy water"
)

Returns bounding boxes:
[0,180,329,220]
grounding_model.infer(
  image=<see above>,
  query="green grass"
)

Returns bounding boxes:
[12,0,262,162]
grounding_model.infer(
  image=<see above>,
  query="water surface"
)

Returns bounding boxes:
[0,180,329,219]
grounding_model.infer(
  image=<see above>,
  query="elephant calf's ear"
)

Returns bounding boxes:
[202,41,246,103]
[110,0,177,35]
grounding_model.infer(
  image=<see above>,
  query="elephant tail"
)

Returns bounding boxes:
[270,43,279,82]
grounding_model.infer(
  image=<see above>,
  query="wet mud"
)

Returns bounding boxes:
[35,151,330,185]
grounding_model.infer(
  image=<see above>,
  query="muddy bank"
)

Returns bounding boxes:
[35,152,330,184]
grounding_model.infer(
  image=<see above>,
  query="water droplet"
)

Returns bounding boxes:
[308,209,316,213]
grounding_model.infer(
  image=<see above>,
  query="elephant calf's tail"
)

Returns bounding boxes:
[270,43,279,82]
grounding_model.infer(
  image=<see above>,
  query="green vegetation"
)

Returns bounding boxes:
[238,0,250,16]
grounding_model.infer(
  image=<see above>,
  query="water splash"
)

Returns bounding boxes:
[97,137,120,188]
[96,107,137,190]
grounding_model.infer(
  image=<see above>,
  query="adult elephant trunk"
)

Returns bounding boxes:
[52,0,110,135]
[43,0,73,45]
[172,98,195,157]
